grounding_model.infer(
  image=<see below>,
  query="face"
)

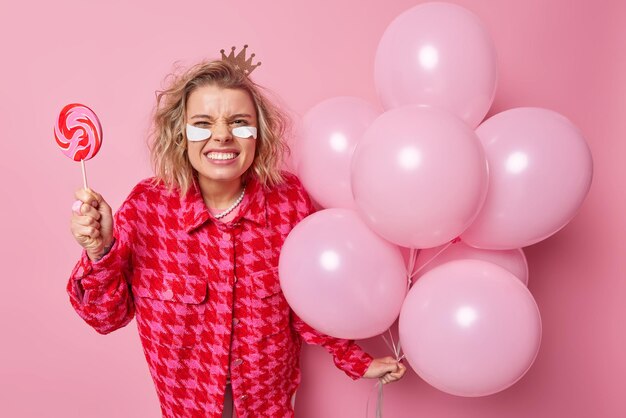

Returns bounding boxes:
[185,84,257,187]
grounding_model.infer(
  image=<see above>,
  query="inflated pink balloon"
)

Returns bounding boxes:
[399,259,542,397]
[351,105,488,249]
[375,2,497,128]
[278,209,407,339]
[54,103,103,161]
[413,240,528,285]
[461,107,593,249]
[298,97,380,209]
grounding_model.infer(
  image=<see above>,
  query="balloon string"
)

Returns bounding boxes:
[367,329,405,418]
[381,328,404,361]
[369,237,462,417]
[377,381,383,418]
[406,248,419,291]
[81,159,89,190]
[407,237,461,287]
[365,381,384,418]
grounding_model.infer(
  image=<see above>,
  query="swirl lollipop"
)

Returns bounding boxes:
[55,103,103,189]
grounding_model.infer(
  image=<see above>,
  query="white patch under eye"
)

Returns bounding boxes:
[232,126,257,139]
[186,124,212,141]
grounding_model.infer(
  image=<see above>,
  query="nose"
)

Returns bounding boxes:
[211,121,233,143]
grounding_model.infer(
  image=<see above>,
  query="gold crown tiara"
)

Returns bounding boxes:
[220,45,262,75]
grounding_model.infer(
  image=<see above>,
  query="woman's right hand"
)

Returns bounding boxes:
[70,188,114,262]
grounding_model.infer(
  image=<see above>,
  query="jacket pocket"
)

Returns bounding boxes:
[132,268,209,348]
[250,267,290,340]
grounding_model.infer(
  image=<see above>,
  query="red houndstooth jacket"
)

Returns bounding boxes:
[67,171,373,418]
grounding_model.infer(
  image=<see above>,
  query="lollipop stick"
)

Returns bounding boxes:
[81,159,89,190]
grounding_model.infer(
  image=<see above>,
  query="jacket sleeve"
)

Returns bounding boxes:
[291,311,373,380]
[66,190,137,335]
[288,173,373,379]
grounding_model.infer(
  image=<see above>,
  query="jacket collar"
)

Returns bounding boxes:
[182,174,267,233]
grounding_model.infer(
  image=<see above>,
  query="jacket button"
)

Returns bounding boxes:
[233,359,243,366]
[233,318,239,326]
[234,276,238,283]
[162,289,174,300]
[239,394,248,400]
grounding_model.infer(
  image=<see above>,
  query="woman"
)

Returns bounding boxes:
[68,57,405,418]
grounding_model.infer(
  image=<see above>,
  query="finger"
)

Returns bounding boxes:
[86,188,103,202]
[73,214,100,228]
[75,202,101,220]
[72,200,82,215]
[387,368,405,382]
[74,189,104,211]
[87,188,109,211]
[81,236,99,250]
[381,361,400,374]
[75,224,101,240]
[74,189,98,206]
[388,364,406,379]
[70,219,100,240]
[388,370,405,380]
[81,225,101,239]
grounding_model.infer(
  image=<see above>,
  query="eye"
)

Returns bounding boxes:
[231,119,248,125]
[194,121,210,127]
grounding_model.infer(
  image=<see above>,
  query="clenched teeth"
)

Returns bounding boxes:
[206,152,238,160]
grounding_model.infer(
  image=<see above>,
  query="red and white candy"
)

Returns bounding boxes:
[55,103,102,161]
[55,103,103,190]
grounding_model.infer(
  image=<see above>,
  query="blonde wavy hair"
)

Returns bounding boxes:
[148,59,289,197]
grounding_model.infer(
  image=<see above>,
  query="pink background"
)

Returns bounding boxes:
[1,0,624,416]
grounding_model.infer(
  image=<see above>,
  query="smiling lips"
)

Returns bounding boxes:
[204,149,240,161]
[206,152,238,160]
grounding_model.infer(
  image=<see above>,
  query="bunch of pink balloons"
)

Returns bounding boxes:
[281,1,592,397]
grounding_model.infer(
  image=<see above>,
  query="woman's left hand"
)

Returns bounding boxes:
[363,356,407,384]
